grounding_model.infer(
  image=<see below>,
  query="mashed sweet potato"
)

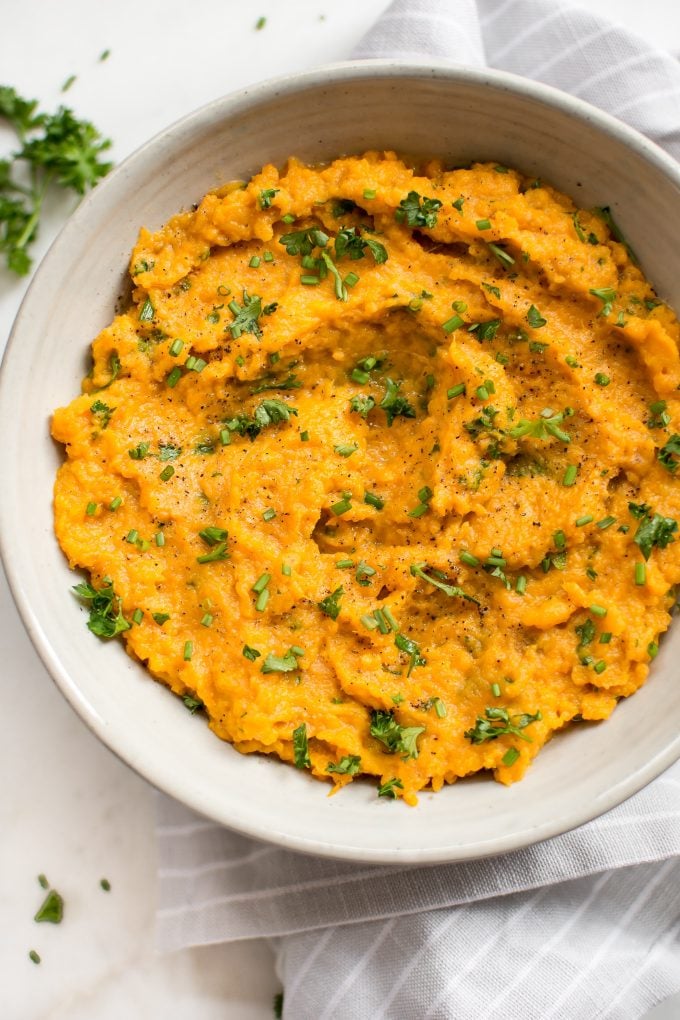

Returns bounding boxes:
[52,152,680,803]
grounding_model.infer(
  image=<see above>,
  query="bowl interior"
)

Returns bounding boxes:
[2,62,680,862]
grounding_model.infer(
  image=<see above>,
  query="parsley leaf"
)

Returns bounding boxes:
[377,777,403,799]
[34,889,64,924]
[224,399,298,441]
[182,693,204,714]
[527,305,547,328]
[72,578,130,639]
[90,399,115,430]
[369,709,425,759]
[464,706,541,744]
[0,88,112,274]
[326,755,361,775]
[379,377,416,426]
[258,188,279,209]
[394,632,426,677]
[334,226,388,264]
[349,394,376,418]
[318,586,343,620]
[395,191,442,228]
[633,510,678,560]
[261,649,301,673]
[227,290,264,338]
[658,434,680,474]
[509,408,573,444]
[292,722,311,769]
[279,227,329,257]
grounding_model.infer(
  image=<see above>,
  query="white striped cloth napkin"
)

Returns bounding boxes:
[157,2,680,1016]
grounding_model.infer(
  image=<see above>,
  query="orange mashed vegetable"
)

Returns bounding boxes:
[52,152,680,804]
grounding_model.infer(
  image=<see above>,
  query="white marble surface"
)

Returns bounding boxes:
[1,1,679,1017]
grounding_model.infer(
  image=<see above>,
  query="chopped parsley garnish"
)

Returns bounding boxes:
[34,889,63,924]
[589,287,616,317]
[224,398,298,441]
[394,632,426,676]
[464,706,541,744]
[468,319,501,342]
[73,578,130,638]
[658,434,680,473]
[318,586,343,620]
[509,407,572,444]
[593,206,638,265]
[334,226,388,264]
[632,508,678,560]
[158,443,182,461]
[251,372,301,394]
[326,755,361,775]
[410,562,479,604]
[377,777,404,799]
[182,693,204,714]
[394,191,442,228]
[0,86,112,274]
[152,612,170,625]
[648,400,670,429]
[292,723,310,769]
[242,644,261,661]
[90,399,114,429]
[227,290,264,338]
[334,442,358,458]
[527,305,547,329]
[279,226,329,257]
[379,377,416,426]
[258,188,279,209]
[482,282,501,299]
[128,441,150,460]
[576,617,596,648]
[349,394,375,418]
[369,709,425,759]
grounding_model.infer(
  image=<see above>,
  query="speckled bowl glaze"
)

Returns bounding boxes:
[1,61,679,863]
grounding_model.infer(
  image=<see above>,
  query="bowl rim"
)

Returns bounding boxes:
[2,58,680,864]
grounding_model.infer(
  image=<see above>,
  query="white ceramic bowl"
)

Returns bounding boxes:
[2,61,680,863]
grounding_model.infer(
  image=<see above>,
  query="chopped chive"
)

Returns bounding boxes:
[635,562,646,585]
[152,612,170,625]
[476,384,489,401]
[515,575,527,595]
[648,641,659,658]
[382,606,399,631]
[460,550,480,567]
[220,428,231,445]
[408,502,429,518]
[495,352,509,365]
[29,950,41,965]
[593,660,607,674]
[442,314,464,333]
[38,874,48,889]
[596,516,616,530]
[502,747,520,767]
[364,491,384,510]
[589,604,608,618]
[262,508,277,521]
[183,640,193,661]
[249,255,261,268]
[363,188,376,199]
[300,275,320,286]
[335,558,354,568]
[434,698,447,718]
[300,430,310,442]
[301,255,316,269]
[360,614,379,631]
[350,368,370,384]
[159,465,174,481]
[575,514,593,527]
[166,366,182,388]
[169,339,184,356]
[565,355,580,368]
[476,218,491,231]
[126,529,139,544]
[264,251,274,262]
[255,588,270,612]
[282,562,292,576]
[563,464,578,487]
[486,555,506,567]
[100,878,111,891]
[599,632,612,644]
[196,541,228,563]
[488,242,515,266]
[344,272,359,288]
[252,573,271,593]
[447,383,466,399]
[155,531,165,546]
[330,496,352,515]
[200,613,214,627]
[553,530,566,550]
[109,496,122,511]
[281,213,295,224]
[373,609,390,634]
[132,608,143,625]
[594,372,610,386]
[491,682,501,698]
[86,501,97,515]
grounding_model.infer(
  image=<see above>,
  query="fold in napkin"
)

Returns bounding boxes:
[157,2,680,1016]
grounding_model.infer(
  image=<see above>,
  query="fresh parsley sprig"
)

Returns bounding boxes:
[0,85,112,276]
